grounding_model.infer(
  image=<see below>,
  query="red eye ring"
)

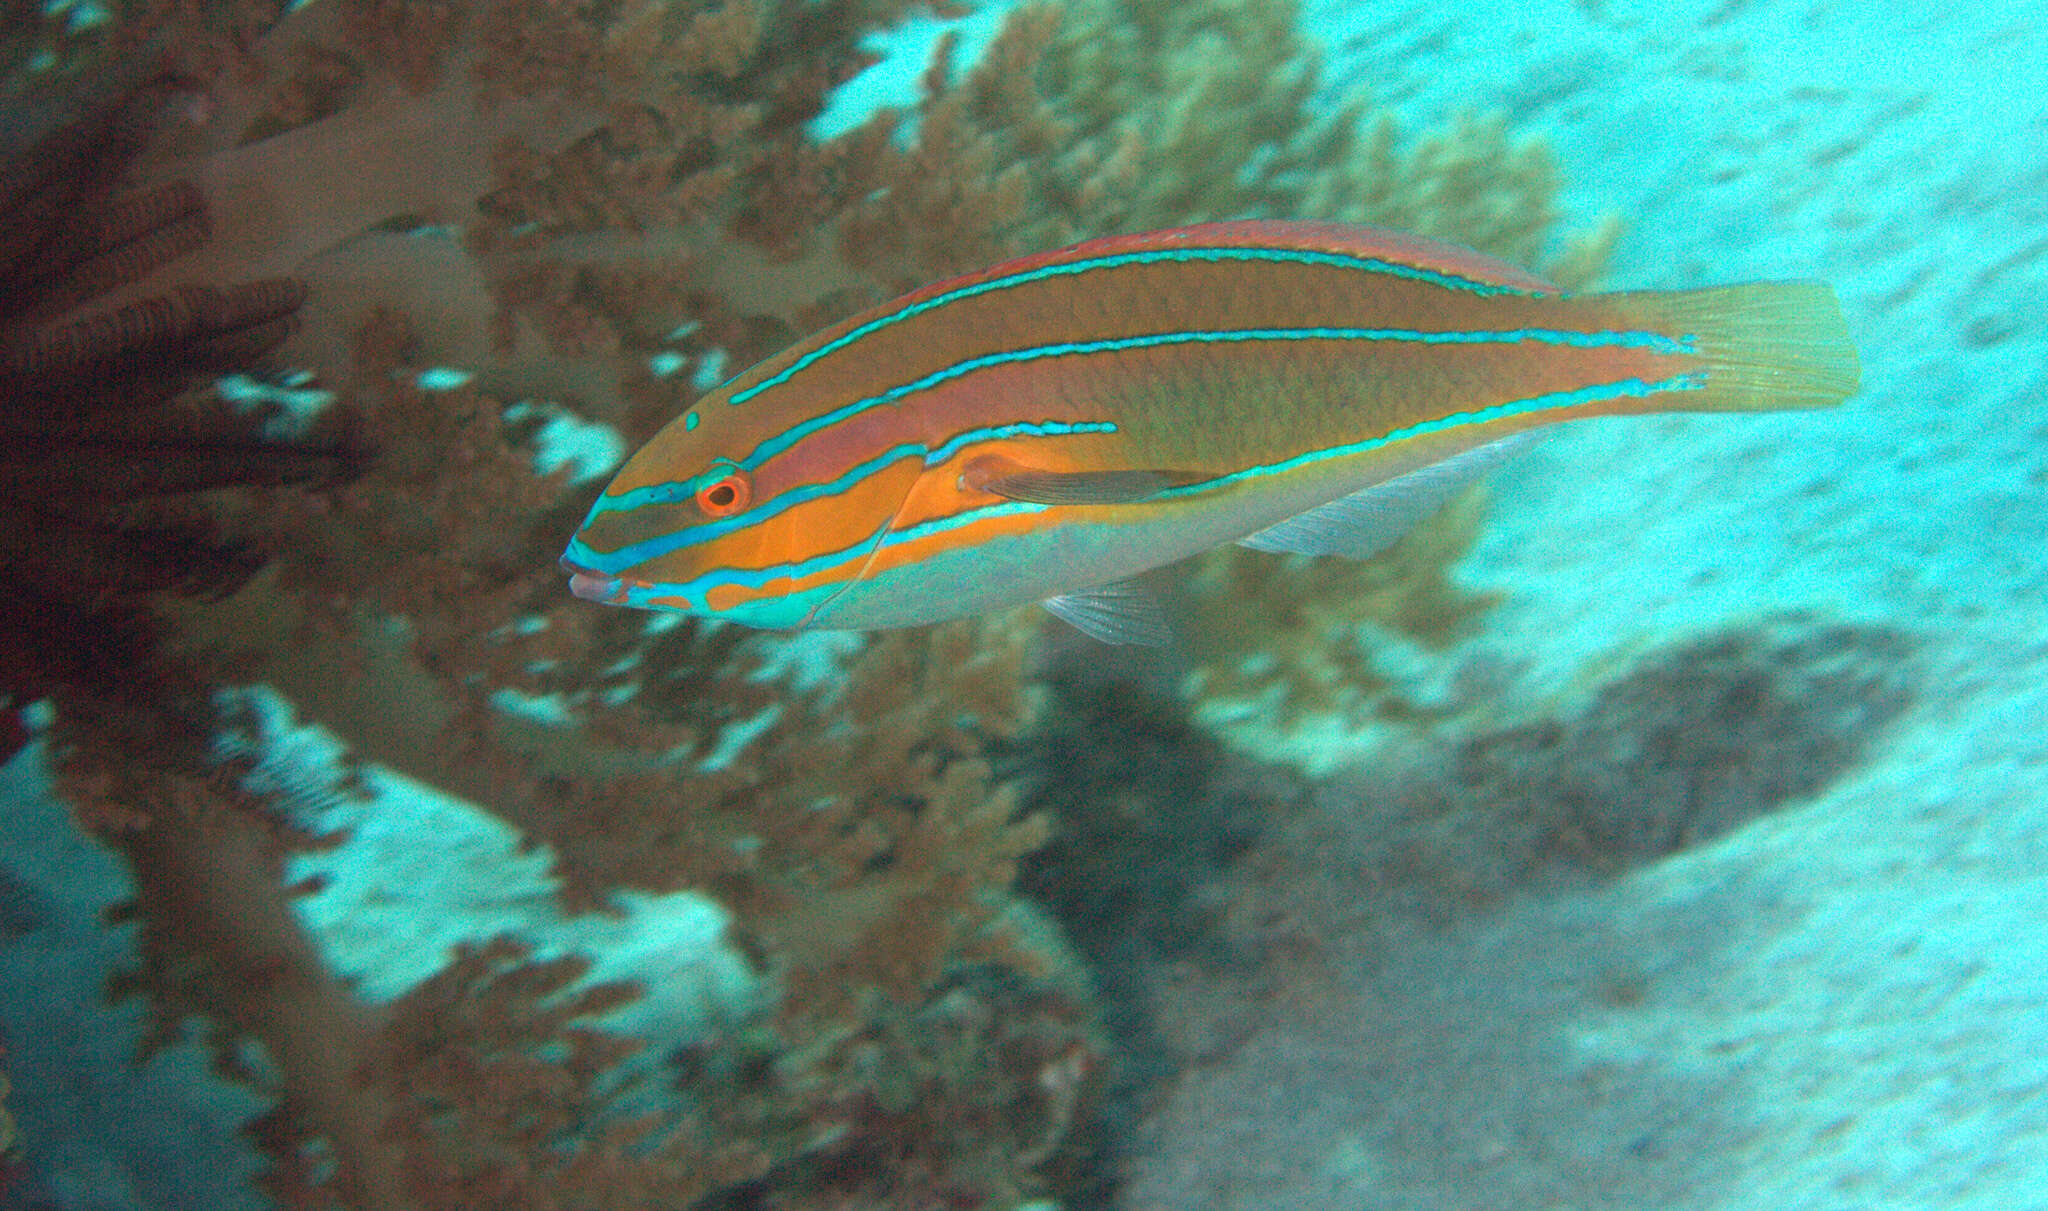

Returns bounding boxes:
[694,469,752,517]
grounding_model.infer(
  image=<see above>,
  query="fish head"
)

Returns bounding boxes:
[560,386,927,632]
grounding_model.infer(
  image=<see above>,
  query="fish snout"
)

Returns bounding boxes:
[560,556,626,605]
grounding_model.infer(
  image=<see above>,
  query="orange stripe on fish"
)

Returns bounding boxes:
[562,220,1858,643]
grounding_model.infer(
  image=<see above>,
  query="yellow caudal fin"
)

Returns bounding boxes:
[1611,281,1861,411]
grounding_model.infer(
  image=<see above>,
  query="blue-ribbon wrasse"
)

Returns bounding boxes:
[561,220,1858,644]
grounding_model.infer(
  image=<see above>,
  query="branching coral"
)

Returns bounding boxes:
[57,609,1092,1208]
[0,0,1612,1205]
[842,0,1615,279]
[2,2,1108,1201]
[0,56,362,761]
[73,0,984,445]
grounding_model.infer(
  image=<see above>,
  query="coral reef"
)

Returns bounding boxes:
[0,0,1609,1205]
[1178,481,1501,755]
[0,58,361,750]
[839,0,1614,280]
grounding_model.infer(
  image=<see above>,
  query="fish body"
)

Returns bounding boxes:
[562,220,1858,642]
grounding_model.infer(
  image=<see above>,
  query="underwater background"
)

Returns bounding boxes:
[1,0,2043,1207]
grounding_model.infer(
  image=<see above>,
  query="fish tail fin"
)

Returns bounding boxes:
[1611,281,1861,411]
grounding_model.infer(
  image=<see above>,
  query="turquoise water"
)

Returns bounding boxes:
[1122,2,2048,1205]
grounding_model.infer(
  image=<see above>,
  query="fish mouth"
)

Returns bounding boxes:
[560,557,626,604]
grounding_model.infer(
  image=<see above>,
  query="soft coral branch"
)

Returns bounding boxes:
[3,0,1602,1204]
[62,730,407,1210]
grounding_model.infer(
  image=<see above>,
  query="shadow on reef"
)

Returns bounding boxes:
[1190,612,1923,946]
[1434,615,1920,884]
[1003,637,1311,1187]
[1195,614,1925,946]
[1094,614,1923,1207]
[1001,611,1917,1204]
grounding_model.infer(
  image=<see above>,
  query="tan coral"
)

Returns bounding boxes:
[6,0,1607,1204]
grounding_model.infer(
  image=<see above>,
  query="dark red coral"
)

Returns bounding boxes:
[0,62,363,748]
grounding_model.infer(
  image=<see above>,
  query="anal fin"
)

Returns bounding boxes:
[1238,433,1537,558]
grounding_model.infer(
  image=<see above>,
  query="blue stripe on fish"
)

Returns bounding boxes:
[570,420,1117,573]
[572,441,925,570]
[644,372,1709,603]
[1155,371,1713,500]
[728,244,1556,408]
[925,420,1118,465]
[745,325,1696,477]
[584,420,1118,524]
[645,516,896,600]
[882,500,1052,548]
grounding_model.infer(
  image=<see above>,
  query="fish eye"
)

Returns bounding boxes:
[694,468,753,517]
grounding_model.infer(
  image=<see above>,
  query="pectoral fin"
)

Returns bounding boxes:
[962,455,1207,505]
[1042,579,1171,646]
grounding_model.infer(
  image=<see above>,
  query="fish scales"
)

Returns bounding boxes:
[563,220,1858,641]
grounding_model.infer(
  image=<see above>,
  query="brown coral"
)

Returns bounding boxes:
[0,0,1608,1205]
[0,58,362,749]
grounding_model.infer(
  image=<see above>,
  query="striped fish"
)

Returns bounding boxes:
[561,220,1857,644]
